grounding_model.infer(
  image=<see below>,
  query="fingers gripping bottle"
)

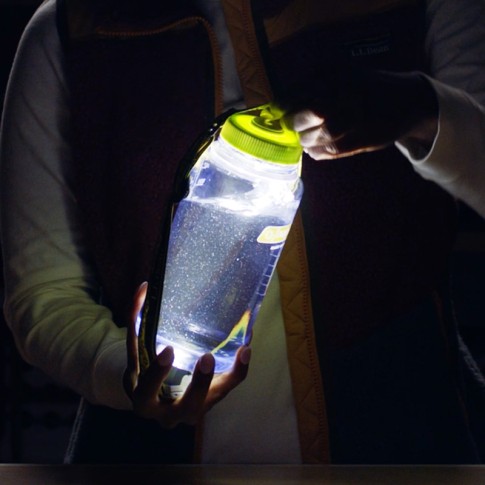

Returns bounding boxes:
[138,104,303,398]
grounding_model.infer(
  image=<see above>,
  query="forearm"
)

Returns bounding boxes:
[0,0,131,410]
[5,277,131,410]
[1,92,132,410]
[396,0,485,217]
[397,79,485,219]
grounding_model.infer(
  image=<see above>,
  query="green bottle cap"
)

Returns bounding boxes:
[220,104,302,165]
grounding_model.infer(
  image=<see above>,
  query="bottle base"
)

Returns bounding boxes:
[156,337,236,374]
[160,366,193,399]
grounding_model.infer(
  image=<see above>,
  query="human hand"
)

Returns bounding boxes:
[279,66,439,160]
[124,282,251,428]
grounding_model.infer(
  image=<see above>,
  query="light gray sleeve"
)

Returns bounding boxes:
[398,79,485,218]
[0,0,131,410]
[425,0,485,105]
[397,0,485,217]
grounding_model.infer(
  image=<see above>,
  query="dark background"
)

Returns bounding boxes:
[0,0,484,464]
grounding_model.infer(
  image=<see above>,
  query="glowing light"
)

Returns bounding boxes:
[211,309,251,355]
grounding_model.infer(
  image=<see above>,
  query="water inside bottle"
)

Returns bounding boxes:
[155,198,286,373]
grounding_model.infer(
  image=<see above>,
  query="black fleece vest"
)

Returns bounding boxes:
[62,0,457,340]
[59,0,485,465]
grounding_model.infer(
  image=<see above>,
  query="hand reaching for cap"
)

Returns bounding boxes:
[280,67,439,160]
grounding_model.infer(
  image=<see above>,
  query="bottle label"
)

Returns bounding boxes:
[257,224,291,244]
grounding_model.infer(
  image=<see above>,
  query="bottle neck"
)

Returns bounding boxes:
[213,136,301,183]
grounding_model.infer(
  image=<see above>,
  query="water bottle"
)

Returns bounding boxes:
[138,104,303,398]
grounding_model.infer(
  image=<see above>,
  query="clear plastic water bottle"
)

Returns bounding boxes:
[138,104,303,397]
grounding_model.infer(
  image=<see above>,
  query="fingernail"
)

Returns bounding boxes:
[240,346,251,365]
[158,346,174,367]
[199,353,215,375]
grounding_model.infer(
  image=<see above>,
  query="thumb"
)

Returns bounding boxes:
[126,281,148,388]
